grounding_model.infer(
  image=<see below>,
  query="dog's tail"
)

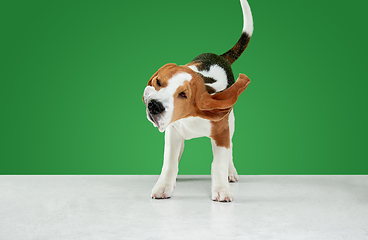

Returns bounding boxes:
[220,0,254,65]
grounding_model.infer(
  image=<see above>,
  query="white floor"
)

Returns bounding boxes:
[0,175,367,240]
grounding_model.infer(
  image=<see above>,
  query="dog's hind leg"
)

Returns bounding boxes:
[210,115,233,202]
[228,142,239,182]
[151,124,184,199]
[228,110,239,182]
[210,139,233,202]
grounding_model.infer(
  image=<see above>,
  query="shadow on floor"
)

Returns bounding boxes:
[176,176,211,182]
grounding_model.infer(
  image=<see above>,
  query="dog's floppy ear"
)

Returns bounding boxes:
[196,74,250,120]
[147,63,177,86]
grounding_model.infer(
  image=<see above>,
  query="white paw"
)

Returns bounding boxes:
[212,186,233,202]
[228,170,239,182]
[228,172,239,182]
[151,182,175,199]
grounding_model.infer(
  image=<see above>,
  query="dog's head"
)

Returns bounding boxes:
[143,63,250,132]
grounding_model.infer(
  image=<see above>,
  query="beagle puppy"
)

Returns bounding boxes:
[143,0,253,202]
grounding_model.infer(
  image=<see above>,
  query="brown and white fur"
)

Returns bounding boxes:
[143,0,253,202]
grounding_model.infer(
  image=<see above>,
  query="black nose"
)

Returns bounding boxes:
[148,99,165,115]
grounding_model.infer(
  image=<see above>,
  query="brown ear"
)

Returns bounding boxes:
[198,74,250,112]
[147,63,177,86]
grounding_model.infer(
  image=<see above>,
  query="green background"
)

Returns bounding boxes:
[1,0,367,174]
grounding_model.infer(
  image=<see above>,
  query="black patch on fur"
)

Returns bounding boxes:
[197,73,217,84]
[191,53,235,89]
[205,85,217,94]
[221,32,250,65]
[203,76,217,84]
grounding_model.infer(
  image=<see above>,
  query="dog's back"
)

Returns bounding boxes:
[186,0,253,95]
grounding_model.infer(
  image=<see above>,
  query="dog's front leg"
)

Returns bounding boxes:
[151,124,184,199]
[211,139,233,202]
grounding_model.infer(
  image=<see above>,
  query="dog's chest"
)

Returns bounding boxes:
[171,117,212,140]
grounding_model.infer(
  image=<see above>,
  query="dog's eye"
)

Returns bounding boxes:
[178,92,187,98]
[156,79,162,87]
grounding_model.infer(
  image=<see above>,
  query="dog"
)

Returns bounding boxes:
[143,0,253,202]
